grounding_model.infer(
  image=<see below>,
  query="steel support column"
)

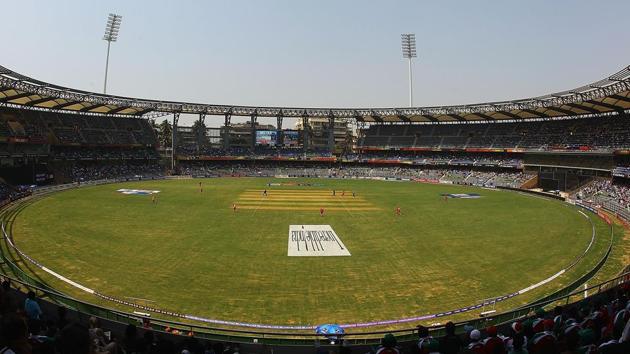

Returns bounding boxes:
[171,112,180,171]
[276,115,284,147]
[357,120,366,156]
[328,113,335,153]
[197,113,206,153]
[250,112,257,149]
[223,112,231,150]
[302,116,309,152]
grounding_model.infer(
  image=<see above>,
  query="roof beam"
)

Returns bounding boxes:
[472,113,494,120]
[544,106,577,116]
[355,116,365,122]
[370,110,383,122]
[0,64,628,119]
[611,94,630,104]
[565,102,601,115]
[497,111,521,119]
[520,109,549,118]
[371,115,383,123]
[447,114,465,121]
[0,92,31,102]
[353,111,364,123]
[79,103,107,112]
[24,97,55,106]
[106,106,131,115]
[393,109,411,122]
[134,108,154,116]
[421,114,438,122]
[584,99,624,112]
[50,101,82,110]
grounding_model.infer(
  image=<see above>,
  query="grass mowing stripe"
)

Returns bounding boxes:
[237,206,382,211]
[235,201,374,206]
[237,198,369,202]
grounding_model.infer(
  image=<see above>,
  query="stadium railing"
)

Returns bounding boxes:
[0,264,627,346]
[597,198,630,223]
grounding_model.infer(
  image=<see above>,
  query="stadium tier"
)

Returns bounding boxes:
[0,107,157,147]
[358,115,630,151]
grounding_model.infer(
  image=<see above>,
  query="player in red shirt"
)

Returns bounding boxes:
[395,206,401,216]
[320,207,325,217]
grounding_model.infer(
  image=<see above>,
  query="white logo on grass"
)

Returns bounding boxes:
[443,193,481,199]
[116,189,160,195]
[288,225,351,257]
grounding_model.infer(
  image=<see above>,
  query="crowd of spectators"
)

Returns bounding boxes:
[359,115,630,151]
[0,107,157,147]
[464,171,529,189]
[373,283,630,354]
[612,167,630,179]
[177,148,522,169]
[3,278,630,354]
[178,146,333,159]
[177,162,531,188]
[71,163,164,183]
[0,279,244,354]
[0,182,13,202]
[344,152,522,168]
[52,147,159,161]
[577,180,630,210]
[0,182,30,205]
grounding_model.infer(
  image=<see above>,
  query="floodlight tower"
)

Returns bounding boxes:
[401,33,417,107]
[102,13,122,94]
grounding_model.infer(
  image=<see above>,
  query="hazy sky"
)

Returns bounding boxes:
[3,0,629,126]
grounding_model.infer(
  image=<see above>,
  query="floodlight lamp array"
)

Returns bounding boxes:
[401,33,417,59]
[103,13,122,42]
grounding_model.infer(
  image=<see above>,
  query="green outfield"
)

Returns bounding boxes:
[4,178,614,328]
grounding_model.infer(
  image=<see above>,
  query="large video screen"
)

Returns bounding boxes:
[256,130,277,146]
[283,130,299,147]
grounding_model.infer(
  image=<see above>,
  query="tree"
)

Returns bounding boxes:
[148,118,158,130]
[158,119,172,147]
[148,118,158,142]
[191,119,207,153]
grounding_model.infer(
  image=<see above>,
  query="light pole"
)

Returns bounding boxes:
[401,33,417,107]
[102,13,122,94]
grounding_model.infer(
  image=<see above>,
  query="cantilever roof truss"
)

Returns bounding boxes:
[0,64,629,122]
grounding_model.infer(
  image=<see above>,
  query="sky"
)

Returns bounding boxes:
[3,0,630,126]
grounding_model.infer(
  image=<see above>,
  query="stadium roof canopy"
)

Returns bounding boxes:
[1,64,629,122]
